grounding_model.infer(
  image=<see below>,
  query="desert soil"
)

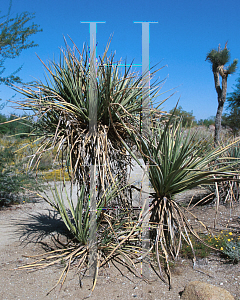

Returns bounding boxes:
[0,175,240,299]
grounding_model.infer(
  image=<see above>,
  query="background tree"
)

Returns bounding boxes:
[222,108,240,137]
[206,42,238,144]
[226,72,240,111]
[197,116,215,127]
[0,0,42,87]
[221,74,240,136]
[0,113,8,134]
[169,105,196,127]
[0,113,32,137]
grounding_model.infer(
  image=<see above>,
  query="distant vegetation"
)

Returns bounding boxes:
[0,136,43,207]
[0,113,32,137]
[169,106,197,127]
[197,116,215,127]
[169,103,240,137]
[222,73,240,137]
[168,106,216,128]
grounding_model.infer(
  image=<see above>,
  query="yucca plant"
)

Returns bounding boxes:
[19,179,148,295]
[12,38,171,294]
[13,38,161,209]
[43,178,125,244]
[133,117,240,286]
[211,139,240,211]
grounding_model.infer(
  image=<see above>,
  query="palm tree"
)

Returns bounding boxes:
[206,42,238,145]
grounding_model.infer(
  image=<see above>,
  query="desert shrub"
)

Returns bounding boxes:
[42,168,70,181]
[181,231,240,263]
[0,139,43,206]
[0,113,33,138]
[220,232,240,263]
[31,152,53,170]
[169,106,197,127]
[207,139,240,205]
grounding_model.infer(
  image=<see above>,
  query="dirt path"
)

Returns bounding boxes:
[0,182,240,299]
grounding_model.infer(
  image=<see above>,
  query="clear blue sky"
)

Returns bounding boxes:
[1,0,240,120]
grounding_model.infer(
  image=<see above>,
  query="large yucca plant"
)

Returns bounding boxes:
[13,38,161,209]
[134,117,240,286]
[13,38,171,294]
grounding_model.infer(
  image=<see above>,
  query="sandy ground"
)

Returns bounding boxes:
[0,168,240,299]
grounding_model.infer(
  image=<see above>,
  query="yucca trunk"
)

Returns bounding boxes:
[61,125,131,210]
[214,72,228,145]
[150,196,180,257]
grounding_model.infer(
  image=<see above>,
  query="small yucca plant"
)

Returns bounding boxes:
[206,139,240,208]
[44,178,124,244]
[19,179,147,295]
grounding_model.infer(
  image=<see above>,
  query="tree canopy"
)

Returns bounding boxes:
[197,116,215,127]
[169,106,196,127]
[226,73,240,111]
[221,73,240,136]
[0,113,32,137]
[222,108,240,137]
[0,1,42,86]
[206,46,238,76]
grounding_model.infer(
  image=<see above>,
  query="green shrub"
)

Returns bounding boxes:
[220,232,240,263]
[181,231,240,263]
[0,139,43,206]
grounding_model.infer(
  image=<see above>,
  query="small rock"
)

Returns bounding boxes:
[195,257,208,266]
[180,281,234,300]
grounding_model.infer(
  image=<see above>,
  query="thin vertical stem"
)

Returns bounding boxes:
[134,21,158,277]
[88,23,98,278]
